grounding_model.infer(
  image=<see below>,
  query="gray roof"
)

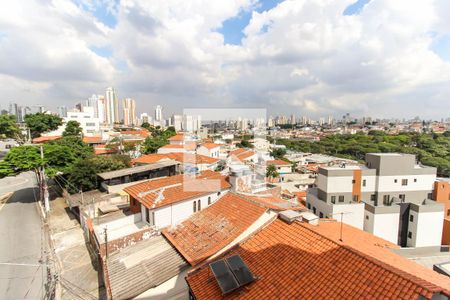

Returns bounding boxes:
[97,160,180,180]
[107,235,188,300]
[65,190,121,208]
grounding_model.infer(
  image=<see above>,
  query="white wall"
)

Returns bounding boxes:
[361,175,376,193]
[197,147,220,158]
[318,175,353,193]
[276,165,292,174]
[331,203,365,230]
[148,190,229,229]
[157,147,187,154]
[377,174,436,192]
[367,212,399,244]
[408,210,444,247]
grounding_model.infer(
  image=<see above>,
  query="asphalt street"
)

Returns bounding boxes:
[0,171,45,299]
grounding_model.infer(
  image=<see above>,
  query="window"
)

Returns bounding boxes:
[197,199,201,211]
[86,122,96,126]
[447,209,450,217]
[208,197,211,205]
[409,215,414,222]
[352,179,356,184]
[193,201,197,213]
[408,231,412,239]
[338,195,344,202]
[365,215,369,220]
[217,192,221,196]
[151,212,155,226]
[331,196,336,204]
[394,179,397,183]
[362,179,366,187]
[428,193,432,199]
[370,194,376,202]
[307,203,311,209]
[313,207,316,214]
[319,212,323,218]
[5,144,12,149]
[399,194,405,202]
[414,178,417,183]
[353,195,359,202]
[402,179,408,186]
[383,195,390,205]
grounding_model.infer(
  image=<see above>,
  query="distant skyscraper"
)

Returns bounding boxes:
[105,87,119,125]
[97,95,106,124]
[155,105,162,122]
[123,98,136,126]
[9,102,18,118]
[172,114,182,131]
[57,106,68,118]
[140,113,150,125]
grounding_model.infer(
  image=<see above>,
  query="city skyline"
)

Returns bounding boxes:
[0,1,450,119]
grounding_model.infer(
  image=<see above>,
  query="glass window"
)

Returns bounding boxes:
[383,195,390,205]
[352,179,355,184]
[338,195,344,202]
[414,178,417,182]
[319,212,323,218]
[313,207,316,214]
[197,199,201,211]
[208,197,211,205]
[362,179,366,187]
[408,231,412,239]
[193,201,196,213]
[331,196,336,204]
[409,215,413,222]
[394,179,397,183]
[370,194,376,202]
[402,179,408,186]
[447,209,450,217]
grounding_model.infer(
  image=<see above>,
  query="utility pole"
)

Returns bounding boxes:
[40,145,50,214]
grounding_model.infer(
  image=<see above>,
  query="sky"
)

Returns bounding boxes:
[1,0,450,120]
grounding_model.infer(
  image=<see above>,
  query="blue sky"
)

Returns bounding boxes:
[343,0,371,16]
[217,0,283,45]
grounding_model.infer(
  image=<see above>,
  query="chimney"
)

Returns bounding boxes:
[229,165,253,193]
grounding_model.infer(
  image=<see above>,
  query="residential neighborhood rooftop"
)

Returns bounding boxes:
[162,193,268,266]
[186,219,450,299]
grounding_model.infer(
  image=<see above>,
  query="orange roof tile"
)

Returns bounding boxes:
[159,142,197,151]
[120,129,150,138]
[124,171,230,209]
[186,219,450,299]
[168,134,185,141]
[133,153,219,165]
[229,148,256,162]
[266,159,291,166]
[241,194,306,211]
[94,144,116,155]
[32,136,61,143]
[82,136,103,143]
[163,193,267,266]
[200,143,221,150]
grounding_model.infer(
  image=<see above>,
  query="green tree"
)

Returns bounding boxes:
[270,148,286,159]
[62,120,82,137]
[24,113,63,138]
[141,127,176,154]
[141,122,151,130]
[0,115,21,139]
[266,164,279,178]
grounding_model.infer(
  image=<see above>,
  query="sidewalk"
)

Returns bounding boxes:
[49,197,106,299]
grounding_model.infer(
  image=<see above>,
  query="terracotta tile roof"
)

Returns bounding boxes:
[82,136,103,144]
[159,142,197,151]
[94,144,116,155]
[168,134,185,141]
[266,159,291,166]
[240,194,306,211]
[186,219,450,300]
[200,143,221,150]
[133,153,219,165]
[124,171,230,209]
[163,193,267,266]
[229,148,256,162]
[120,129,150,138]
[32,136,61,143]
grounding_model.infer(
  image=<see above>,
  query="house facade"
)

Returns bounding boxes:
[307,153,444,247]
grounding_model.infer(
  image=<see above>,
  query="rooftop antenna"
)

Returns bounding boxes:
[330,212,352,242]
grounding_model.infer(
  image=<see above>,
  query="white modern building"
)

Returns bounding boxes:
[65,106,101,136]
[105,87,119,125]
[123,98,136,126]
[307,153,444,247]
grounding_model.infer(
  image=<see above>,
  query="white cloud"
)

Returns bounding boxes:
[1,0,450,119]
